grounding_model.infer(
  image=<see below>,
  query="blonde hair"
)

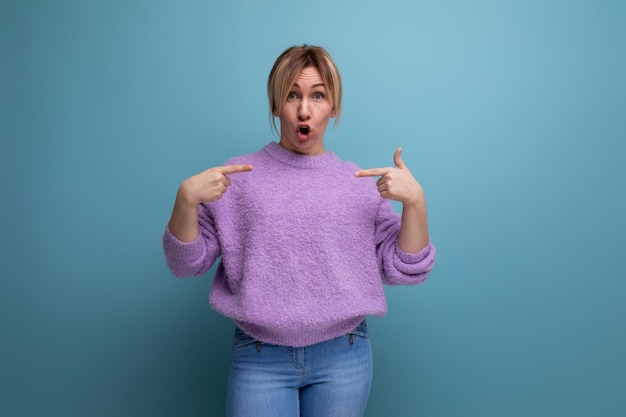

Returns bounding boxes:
[267,45,342,135]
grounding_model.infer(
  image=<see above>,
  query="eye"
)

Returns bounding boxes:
[313,92,324,100]
[287,92,298,100]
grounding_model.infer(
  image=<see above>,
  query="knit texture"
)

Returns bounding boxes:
[163,142,436,347]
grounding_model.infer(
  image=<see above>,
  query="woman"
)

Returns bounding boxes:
[163,44,436,417]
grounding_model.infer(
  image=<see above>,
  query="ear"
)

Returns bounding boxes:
[330,106,337,118]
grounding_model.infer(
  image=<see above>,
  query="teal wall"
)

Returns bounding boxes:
[3,0,625,416]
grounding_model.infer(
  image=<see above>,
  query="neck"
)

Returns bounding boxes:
[278,138,325,156]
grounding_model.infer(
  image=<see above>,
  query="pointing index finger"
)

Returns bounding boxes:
[215,164,254,175]
[355,167,389,178]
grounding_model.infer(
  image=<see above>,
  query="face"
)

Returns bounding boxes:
[278,67,336,156]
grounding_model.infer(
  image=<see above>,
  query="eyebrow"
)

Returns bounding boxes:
[292,82,326,89]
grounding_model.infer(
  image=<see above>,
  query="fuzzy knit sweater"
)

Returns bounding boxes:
[163,141,436,347]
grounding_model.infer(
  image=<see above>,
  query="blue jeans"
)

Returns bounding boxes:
[226,321,373,417]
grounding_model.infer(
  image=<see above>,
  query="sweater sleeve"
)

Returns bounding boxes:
[375,200,436,286]
[162,203,222,277]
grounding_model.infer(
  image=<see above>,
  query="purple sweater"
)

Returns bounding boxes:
[163,142,436,347]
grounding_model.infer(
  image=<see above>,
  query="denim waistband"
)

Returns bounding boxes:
[348,319,368,338]
[234,318,369,345]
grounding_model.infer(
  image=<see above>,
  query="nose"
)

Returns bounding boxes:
[298,99,311,121]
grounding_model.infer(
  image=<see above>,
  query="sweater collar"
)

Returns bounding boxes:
[262,141,340,169]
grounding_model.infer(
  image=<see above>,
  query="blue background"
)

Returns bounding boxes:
[3,0,625,416]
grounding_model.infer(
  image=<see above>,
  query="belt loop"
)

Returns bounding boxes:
[256,341,262,352]
[349,334,354,345]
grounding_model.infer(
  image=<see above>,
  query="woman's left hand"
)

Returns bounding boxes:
[355,148,424,207]
[356,147,430,252]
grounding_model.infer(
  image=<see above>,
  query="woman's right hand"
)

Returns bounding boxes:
[168,164,253,242]
[178,164,254,205]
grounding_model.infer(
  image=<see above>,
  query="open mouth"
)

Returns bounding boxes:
[297,125,311,140]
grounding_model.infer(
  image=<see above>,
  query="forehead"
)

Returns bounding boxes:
[292,67,324,87]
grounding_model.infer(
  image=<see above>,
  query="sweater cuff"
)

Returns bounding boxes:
[162,225,206,261]
[395,241,433,264]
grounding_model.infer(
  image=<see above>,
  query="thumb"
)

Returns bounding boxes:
[394,147,407,169]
